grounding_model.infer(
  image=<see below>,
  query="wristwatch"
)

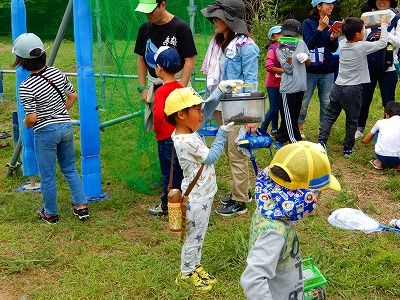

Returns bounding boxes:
[137,85,146,93]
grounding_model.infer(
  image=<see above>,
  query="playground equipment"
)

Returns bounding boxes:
[7,0,216,197]
[10,0,103,199]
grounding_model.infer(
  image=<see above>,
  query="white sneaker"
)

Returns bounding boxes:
[354,130,363,139]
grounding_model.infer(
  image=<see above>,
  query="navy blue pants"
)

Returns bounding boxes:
[158,138,183,211]
[358,70,397,129]
[319,84,363,151]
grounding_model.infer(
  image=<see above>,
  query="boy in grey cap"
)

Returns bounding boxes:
[275,19,310,146]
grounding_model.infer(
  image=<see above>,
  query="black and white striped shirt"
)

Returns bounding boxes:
[20,66,75,131]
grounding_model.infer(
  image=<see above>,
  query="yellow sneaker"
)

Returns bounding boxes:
[195,265,217,285]
[175,271,213,292]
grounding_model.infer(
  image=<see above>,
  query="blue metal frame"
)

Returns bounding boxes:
[11,0,38,176]
[73,0,102,199]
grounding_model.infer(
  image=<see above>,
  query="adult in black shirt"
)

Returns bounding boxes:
[134,0,197,104]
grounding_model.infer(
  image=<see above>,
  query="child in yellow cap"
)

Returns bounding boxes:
[241,141,340,299]
[164,84,238,292]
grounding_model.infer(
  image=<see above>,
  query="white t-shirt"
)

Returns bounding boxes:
[370,115,400,157]
[171,131,217,202]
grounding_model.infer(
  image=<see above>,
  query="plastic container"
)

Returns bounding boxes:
[361,9,392,28]
[220,92,265,125]
[278,36,299,57]
[303,258,327,300]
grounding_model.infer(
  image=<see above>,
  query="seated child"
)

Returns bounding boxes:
[275,19,310,145]
[241,141,341,299]
[318,16,389,157]
[164,84,237,292]
[363,101,400,170]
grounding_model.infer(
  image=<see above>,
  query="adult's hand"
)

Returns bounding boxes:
[218,79,244,93]
[244,123,259,133]
[140,88,149,104]
[330,28,341,41]
[318,15,329,31]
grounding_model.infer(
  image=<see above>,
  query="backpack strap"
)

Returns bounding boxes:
[180,164,204,242]
[30,69,64,102]
[388,14,400,32]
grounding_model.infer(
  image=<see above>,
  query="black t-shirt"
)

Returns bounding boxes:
[134,16,197,78]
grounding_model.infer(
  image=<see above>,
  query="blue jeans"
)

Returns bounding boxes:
[358,70,397,130]
[376,154,400,168]
[261,87,281,132]
[299,72,334,126]
[158,138,183,211]
[34,123,87,215]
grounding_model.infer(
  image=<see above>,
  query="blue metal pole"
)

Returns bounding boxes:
[0,71,4,101]
[12,111,19,145]
[11,0,38,176]
[73,0,102,198]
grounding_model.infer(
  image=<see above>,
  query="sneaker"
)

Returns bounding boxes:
[37,208,59,224]
[220,191,252,206]
[175,271,213,292]
[343,148,353,158]
[195,265,217,285]
[215,200,247,217]
[73,206,90,221]
[148,203,168,216]
[318,141,327,151]
[267,129,278,137]
[355,130,364,139]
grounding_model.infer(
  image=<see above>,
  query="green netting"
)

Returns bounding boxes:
[90,0,215,193]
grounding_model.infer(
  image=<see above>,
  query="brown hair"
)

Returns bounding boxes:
[215,30,236,52]
[12,48,46,71]
[270,166,291,183]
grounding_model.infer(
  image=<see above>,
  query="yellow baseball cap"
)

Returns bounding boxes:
[269,141,341,191]
[164,87,204,116]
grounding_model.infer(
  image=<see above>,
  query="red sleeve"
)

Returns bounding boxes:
[265,48,278,73]
[153,81,183,140]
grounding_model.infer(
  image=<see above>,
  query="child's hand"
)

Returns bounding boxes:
[220,122,235,132]
[296,53,309,63]
[218,80,244,93]
[381,16,390,26]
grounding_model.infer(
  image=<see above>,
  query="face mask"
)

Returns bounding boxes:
[255,168,320,221]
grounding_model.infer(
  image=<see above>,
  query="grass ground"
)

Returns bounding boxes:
[1,36,400,299]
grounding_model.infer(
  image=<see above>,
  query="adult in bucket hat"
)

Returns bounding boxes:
[133,0,197,131]
[201,0,249,35]
[200,0,260,217]
[241,141,340,299]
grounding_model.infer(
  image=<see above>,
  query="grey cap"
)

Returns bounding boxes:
[12,33,45,59]
[201,0,249,36]
[281,19,301,37]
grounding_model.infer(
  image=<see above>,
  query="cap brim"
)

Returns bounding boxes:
[135,3,157,13]
[327,174,341,191]
[281,30,299,37]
